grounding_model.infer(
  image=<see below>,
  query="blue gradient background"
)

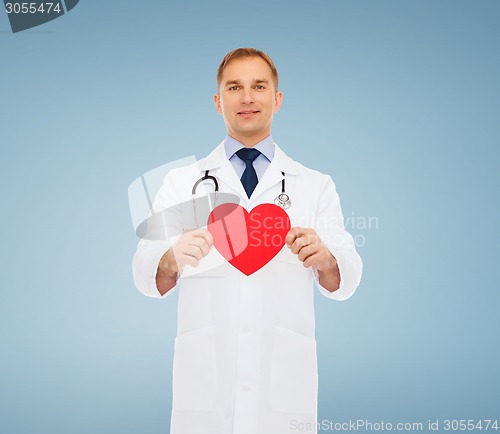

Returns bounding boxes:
[1,1,499,433]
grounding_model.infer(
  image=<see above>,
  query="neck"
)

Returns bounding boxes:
[229,131,271,148]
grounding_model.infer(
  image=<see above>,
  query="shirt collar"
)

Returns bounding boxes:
[224,135,275,162]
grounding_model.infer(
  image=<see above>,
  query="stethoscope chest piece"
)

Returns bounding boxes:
[275,193,291,209]
[274,171,291,209]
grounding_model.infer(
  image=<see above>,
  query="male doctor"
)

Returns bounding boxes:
[133,48,362,434]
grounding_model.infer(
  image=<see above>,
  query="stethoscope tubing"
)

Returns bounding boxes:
[192,170,291,209]
[192,170,219,196]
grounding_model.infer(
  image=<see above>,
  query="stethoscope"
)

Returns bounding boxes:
[192,170,292,209]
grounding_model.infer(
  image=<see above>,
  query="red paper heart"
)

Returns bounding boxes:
[207,203,291,276]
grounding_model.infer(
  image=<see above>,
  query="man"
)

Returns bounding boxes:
[133,48,362,434]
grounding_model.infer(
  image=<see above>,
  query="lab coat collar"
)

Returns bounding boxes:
[201,140,297,175]
[200,140,298,203]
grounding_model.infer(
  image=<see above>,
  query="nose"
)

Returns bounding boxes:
[241,87,253,104]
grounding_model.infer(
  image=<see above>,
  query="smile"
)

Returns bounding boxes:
[237,110,260,119]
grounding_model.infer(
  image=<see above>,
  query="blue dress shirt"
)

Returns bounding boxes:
[224,135,275,181]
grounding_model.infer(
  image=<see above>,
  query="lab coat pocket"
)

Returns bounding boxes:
[269,326,318,415]
[172,325,217,412]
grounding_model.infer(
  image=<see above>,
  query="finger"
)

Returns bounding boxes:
[297,244,318,263]
[188,236,211,257]
[290,233,317,254]
[184,244,204,260]
[185,227,211,241]
[174,240,203,260]
[180,253,199,268]
[290,235,306,254]
[182,228,213,251]
[285,227,304,247]
[194,228,214,247]
[187,236,210,254]
[303,251,322,269]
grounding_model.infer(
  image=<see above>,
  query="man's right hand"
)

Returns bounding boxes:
[156,228,214,296]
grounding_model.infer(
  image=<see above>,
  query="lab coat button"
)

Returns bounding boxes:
[241,325,251,334]
[241,385,249,392]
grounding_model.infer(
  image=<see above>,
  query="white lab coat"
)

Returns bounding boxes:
[132,141,362,434]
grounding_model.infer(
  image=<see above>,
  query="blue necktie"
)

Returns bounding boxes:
[236,148,261,198]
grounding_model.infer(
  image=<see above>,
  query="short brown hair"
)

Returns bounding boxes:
[216,48,279,92]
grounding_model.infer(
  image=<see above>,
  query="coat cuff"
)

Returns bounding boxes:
[313,249,362,301]
[132,242,178,298]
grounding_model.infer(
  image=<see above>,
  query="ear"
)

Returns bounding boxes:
[274,91,283,114]
[214,93,222,114]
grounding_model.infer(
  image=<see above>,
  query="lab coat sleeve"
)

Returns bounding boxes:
[132,170,183,299]
[313,175,362,300]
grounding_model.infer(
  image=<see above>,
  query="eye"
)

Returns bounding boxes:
[255,85,266,90]
[228,85,239,91]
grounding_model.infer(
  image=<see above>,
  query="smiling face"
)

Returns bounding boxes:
[214,56,283,147]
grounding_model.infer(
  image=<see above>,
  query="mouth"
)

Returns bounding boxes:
[237,110,260,119]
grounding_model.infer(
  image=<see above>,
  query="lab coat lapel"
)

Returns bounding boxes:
[200,141,298,206]
[200,141,248,200]
[249,143,297,205]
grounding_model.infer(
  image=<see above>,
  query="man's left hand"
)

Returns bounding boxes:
[285,227,340,292]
